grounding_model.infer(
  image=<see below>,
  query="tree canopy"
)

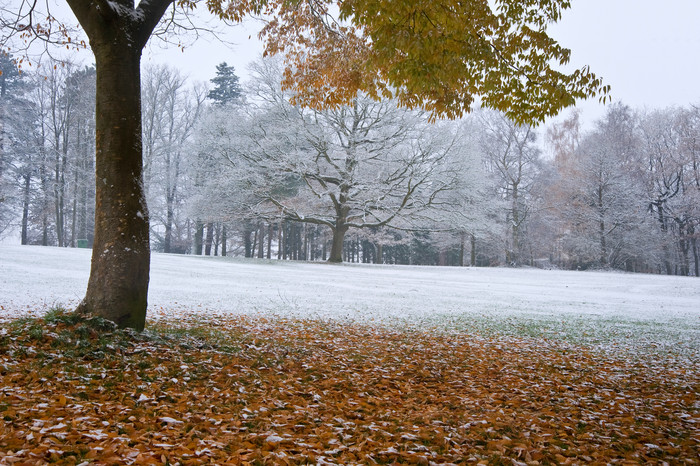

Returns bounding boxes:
[209,0,609,122]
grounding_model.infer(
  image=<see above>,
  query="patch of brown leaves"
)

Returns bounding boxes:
[1,312,698,465]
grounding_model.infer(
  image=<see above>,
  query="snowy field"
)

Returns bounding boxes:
[1,245,698,356]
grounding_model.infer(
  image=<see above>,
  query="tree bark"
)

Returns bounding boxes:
[67,0,174,330]
[277,221,283,260]
[221,225,227,257]
[470,234,476,266]
[691,233,699,277]
[74,43,150,330]
[244,224,253,257]
[267,223,273,259]
[328,224,348,263]
[163,172,176,252]
[21,173,30,245]
[194,220,204,255]
[257,223,265,258]
[205,222,214,255]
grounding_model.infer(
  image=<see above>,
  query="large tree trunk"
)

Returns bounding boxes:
[328,224,348,263]
[244,223,253,257]
[74,43,150,330]
[65,0,173,330]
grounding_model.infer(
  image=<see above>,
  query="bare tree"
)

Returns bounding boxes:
[198,61,460,262]
[142,65,206,253]
[640,107,700,275]
[478,110,541,265]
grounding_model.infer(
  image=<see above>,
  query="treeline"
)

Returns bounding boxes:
[1,54,698,276]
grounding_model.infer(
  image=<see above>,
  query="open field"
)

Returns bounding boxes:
[1,245,698,358]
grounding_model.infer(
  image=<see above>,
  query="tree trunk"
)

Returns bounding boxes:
[221,225,227,257]
[194,220,204,255]
[251,228,258,258]
[302,224,308,261]
[70,156,79,248]
[277,221,283,260]
[164,152,177,253]
[213,224,219,256]
[75,44,150,330]
[267,223,273,259]
[258,223,265,258]
[470,234,476,266]
[205,222,214,255]
[328,224,348,263]
[691,234,699,277]
[244,224,253,257]
[656,203,674,275]
[21,173,30,245]
[163,207,173,253]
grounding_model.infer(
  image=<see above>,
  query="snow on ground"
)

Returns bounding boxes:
[1,245,698,355]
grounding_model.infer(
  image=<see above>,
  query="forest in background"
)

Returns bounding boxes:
[1,53,698,276]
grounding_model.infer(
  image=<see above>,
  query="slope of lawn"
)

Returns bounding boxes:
[1,245,698,464]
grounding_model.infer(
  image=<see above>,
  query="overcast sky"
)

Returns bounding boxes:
[546,0,700,129]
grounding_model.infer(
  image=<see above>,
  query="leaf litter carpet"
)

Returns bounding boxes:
[1,312,698,465]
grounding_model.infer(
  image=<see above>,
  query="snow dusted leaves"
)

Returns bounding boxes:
[0,312,698,464]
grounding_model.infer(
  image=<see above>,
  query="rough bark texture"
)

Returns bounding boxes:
[75,44,150,330]
[205,222,214,255]
[67,0,173,330]
[328,224,348,263]
[193,220,204,255]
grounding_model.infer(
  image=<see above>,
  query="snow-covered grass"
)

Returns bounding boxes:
[1,245,698,358]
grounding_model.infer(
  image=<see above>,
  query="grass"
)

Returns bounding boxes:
[406,311,700,363]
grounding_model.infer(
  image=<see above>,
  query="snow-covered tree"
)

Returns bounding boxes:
[196,59,461,263]
[562,110,648,268]
[477,110,542,266]
[639,107,700,275]
[141,65,206,254]
[3,62,96,247]
[0,51,28,238]
[207,62,243,106]
[422,117,502,266]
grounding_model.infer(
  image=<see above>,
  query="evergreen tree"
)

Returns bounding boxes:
[0,52,21,98]
[207,62,242,105]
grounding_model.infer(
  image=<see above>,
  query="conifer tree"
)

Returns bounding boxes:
[0,52,21,98]
[207,62,242,105]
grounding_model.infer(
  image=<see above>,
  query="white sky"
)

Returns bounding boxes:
[546,0,700,130]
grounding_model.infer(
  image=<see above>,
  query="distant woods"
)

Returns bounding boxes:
[1,55,698,276]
